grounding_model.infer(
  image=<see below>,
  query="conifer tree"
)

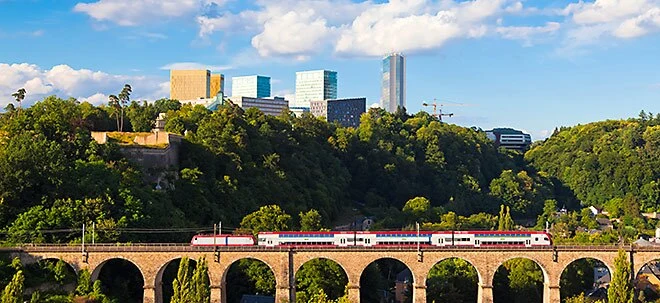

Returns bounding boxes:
[608,250,633,303]
[504,206,514,230]
[1,270,24,303]
[498,205,506,230]
[172,257,192,303]
[192,257,210,303]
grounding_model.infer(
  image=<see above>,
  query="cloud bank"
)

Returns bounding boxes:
[0,63,168,108]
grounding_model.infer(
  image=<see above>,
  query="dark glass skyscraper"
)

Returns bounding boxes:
[381,53,405,113]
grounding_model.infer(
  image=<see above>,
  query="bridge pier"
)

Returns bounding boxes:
[276,284,292,303]
[413,285,426,303]
[477,284,493,303]
[143,284,156,303]
[211,284,221,303]
[544,284,560,303]
[347,283,360,303]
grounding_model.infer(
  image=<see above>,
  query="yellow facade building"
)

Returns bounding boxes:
[210,74,224,97]
[170,70,211,101]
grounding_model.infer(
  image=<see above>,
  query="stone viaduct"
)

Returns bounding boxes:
[10,245,660,303]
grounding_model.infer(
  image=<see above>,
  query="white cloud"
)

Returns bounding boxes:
[80,93,109,105]
[335,0,512,56]
[74,0,226,26]
[198,0,518,58]
[497,22,561,46]
[160,62,233,71]
[0,63,168,108]
[197,0,372,58]
[562,0,660,44]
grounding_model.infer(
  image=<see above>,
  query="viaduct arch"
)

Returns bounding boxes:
[13,245,654,303]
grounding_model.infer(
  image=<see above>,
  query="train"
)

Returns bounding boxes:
[190,230,552,248]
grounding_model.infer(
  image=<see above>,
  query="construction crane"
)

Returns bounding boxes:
[422,99,454,122]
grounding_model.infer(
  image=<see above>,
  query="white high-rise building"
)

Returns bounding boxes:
[231,75,271,98]
[381,53,406,113]
[294,70,337,107]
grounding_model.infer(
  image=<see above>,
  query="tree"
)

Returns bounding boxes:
[172,257,192,303]
[536,199,558,229]
[240,205,291,236]
[54,259,68,284]
[75,269,93,296]
[191,257,210,303]
[426,258,478,303]
[608,250,633,303]
[108,95,121,131]
[402,197,432,222]
[1,270,24,303]
[295,259,348,302]
[118,84,132,132]
[497,205,514,231]
[300,209,323,231]
[504,206,514,230]
[11,88,25,110]
[498,205,506,230]
[28,291,40,303]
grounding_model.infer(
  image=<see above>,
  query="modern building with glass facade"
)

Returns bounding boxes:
[381,53,405,113]
[231,75,271,98]
[310,97,366,128]
[229,96,288,116]
[485,128,532,151]
[295,70,337,107]
[210,74,225,97]
[170,70,211,101]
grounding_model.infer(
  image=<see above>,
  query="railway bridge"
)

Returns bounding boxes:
[10,245,660,303]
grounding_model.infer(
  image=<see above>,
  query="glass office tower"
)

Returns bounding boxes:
[381,53,405,113]
[295,70,338,107]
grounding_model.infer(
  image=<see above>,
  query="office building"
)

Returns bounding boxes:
[381,53,405,113]
[310,97,366,128]
[210,74,225,97]
[295,70,337,107]
[485,128,532,151]
[170,70,211,101]
[229,96,288,116]
[231,75,271,98]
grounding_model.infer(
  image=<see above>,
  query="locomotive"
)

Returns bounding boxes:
[191,230,552,248]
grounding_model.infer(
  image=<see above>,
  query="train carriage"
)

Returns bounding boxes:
[190,234,255,246]
[258,231,356,247]
[192,230,552,248]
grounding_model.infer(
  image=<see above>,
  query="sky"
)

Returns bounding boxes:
[0,0,659,139]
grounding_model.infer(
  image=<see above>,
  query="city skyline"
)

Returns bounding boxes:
[1,0,660,139]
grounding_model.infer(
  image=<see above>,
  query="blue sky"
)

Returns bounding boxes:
[1,0,659,139]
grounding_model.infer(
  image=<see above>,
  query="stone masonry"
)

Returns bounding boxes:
[12,246,654,303]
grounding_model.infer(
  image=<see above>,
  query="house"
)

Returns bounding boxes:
[595,218,613,230]
[334,217,374,231]
[636,262,660,295]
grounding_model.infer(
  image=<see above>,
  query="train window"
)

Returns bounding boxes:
[544,237,549,241]
[535,237,539,241]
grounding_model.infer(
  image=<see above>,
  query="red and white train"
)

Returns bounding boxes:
[191,230,552,248]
